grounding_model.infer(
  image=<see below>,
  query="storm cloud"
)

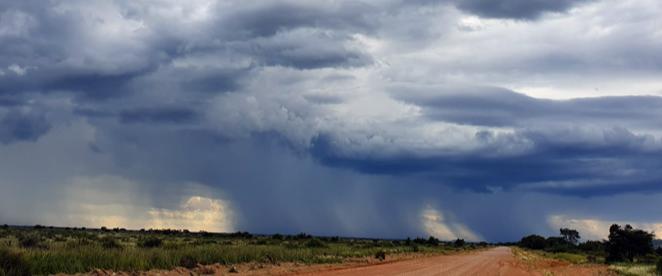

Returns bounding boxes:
[1,0,662,242]
[453,0,592,19]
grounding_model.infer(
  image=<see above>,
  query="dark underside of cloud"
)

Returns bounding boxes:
[310,87,662,196]
[453,0,592,19]
[0,110,50,144]
[411,0,592,19]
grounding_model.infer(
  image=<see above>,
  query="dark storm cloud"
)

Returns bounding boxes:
[220,1,376,39]
[119,107,198,124]
[310,126,662,196]
[394,85,662,128]
[177,68,247,94]
[0,109,50,144]
[249,38,372,70]
[0,94,24,106]
[305,85,662,196]
[407,0,591,19]
[452,0,592,19]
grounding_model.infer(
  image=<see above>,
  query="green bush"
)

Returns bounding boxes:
[305,238,326,248]
[656,259,662,275]
[374,250,386,261]
[139,237,163,248]
[18,234,42,248]
[520,235,546,250]
[179,255,198,269]
[100,236,122,249]
[0,248,30,276]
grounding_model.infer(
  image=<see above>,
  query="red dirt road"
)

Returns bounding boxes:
[298,247,611,276]
[79,247,613,275]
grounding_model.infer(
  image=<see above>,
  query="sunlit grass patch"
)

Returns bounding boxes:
[609,262,656,276]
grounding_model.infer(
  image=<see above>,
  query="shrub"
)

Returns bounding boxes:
[454,239,466,247]
[656,259,662,275]
[19,235,42,248]
[295,233,312,240]
[375,250,386,261]
[305,238,326,248]
[578,240,605,253]
[0,248,30,276]
[426,236,440,246]
[139,237,163,248]
[520,235,546,250]
[179,255,198,269]
[100,236,122,249]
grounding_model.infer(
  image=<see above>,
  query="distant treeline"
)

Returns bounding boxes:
[519,224,662,271]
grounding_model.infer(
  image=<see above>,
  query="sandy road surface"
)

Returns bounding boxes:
[298,247,608,276]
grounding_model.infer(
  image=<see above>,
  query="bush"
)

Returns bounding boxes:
[139,237,163,248]
[454,239,466,247]
[295,233,312,240]
[0,248,30,276]
[578,240,605,253]
[179,255,198,269]
[656,259,662,276]
[19,235,42,248]
[427,236,440,246]
[100,236,122,249]
[375,250,386,261]
[305,238,326,248]
[520,235,546,250]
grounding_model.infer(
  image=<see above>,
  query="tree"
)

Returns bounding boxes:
[578,240,605,253]
[520,234,546,250]
[560,228,580,245]
[606,224,654,263]
[545,236,573,252]
[427,236,440,246]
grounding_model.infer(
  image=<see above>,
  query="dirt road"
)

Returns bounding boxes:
[80,247,613,275]
[298,247,611,276]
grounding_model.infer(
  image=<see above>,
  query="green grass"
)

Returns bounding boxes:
[542,252,589,264]
[609,263,657,276]
[0,226,479,275]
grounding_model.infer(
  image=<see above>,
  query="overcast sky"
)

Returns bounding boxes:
[1,0,662,242]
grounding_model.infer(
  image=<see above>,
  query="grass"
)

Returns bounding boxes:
[609,263,657,276]
[513,247,595,265]
[540,251,590,264]
[0,226,482,275]
[515,247,661,275]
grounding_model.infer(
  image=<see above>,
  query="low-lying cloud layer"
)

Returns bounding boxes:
[1,0,662,241]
